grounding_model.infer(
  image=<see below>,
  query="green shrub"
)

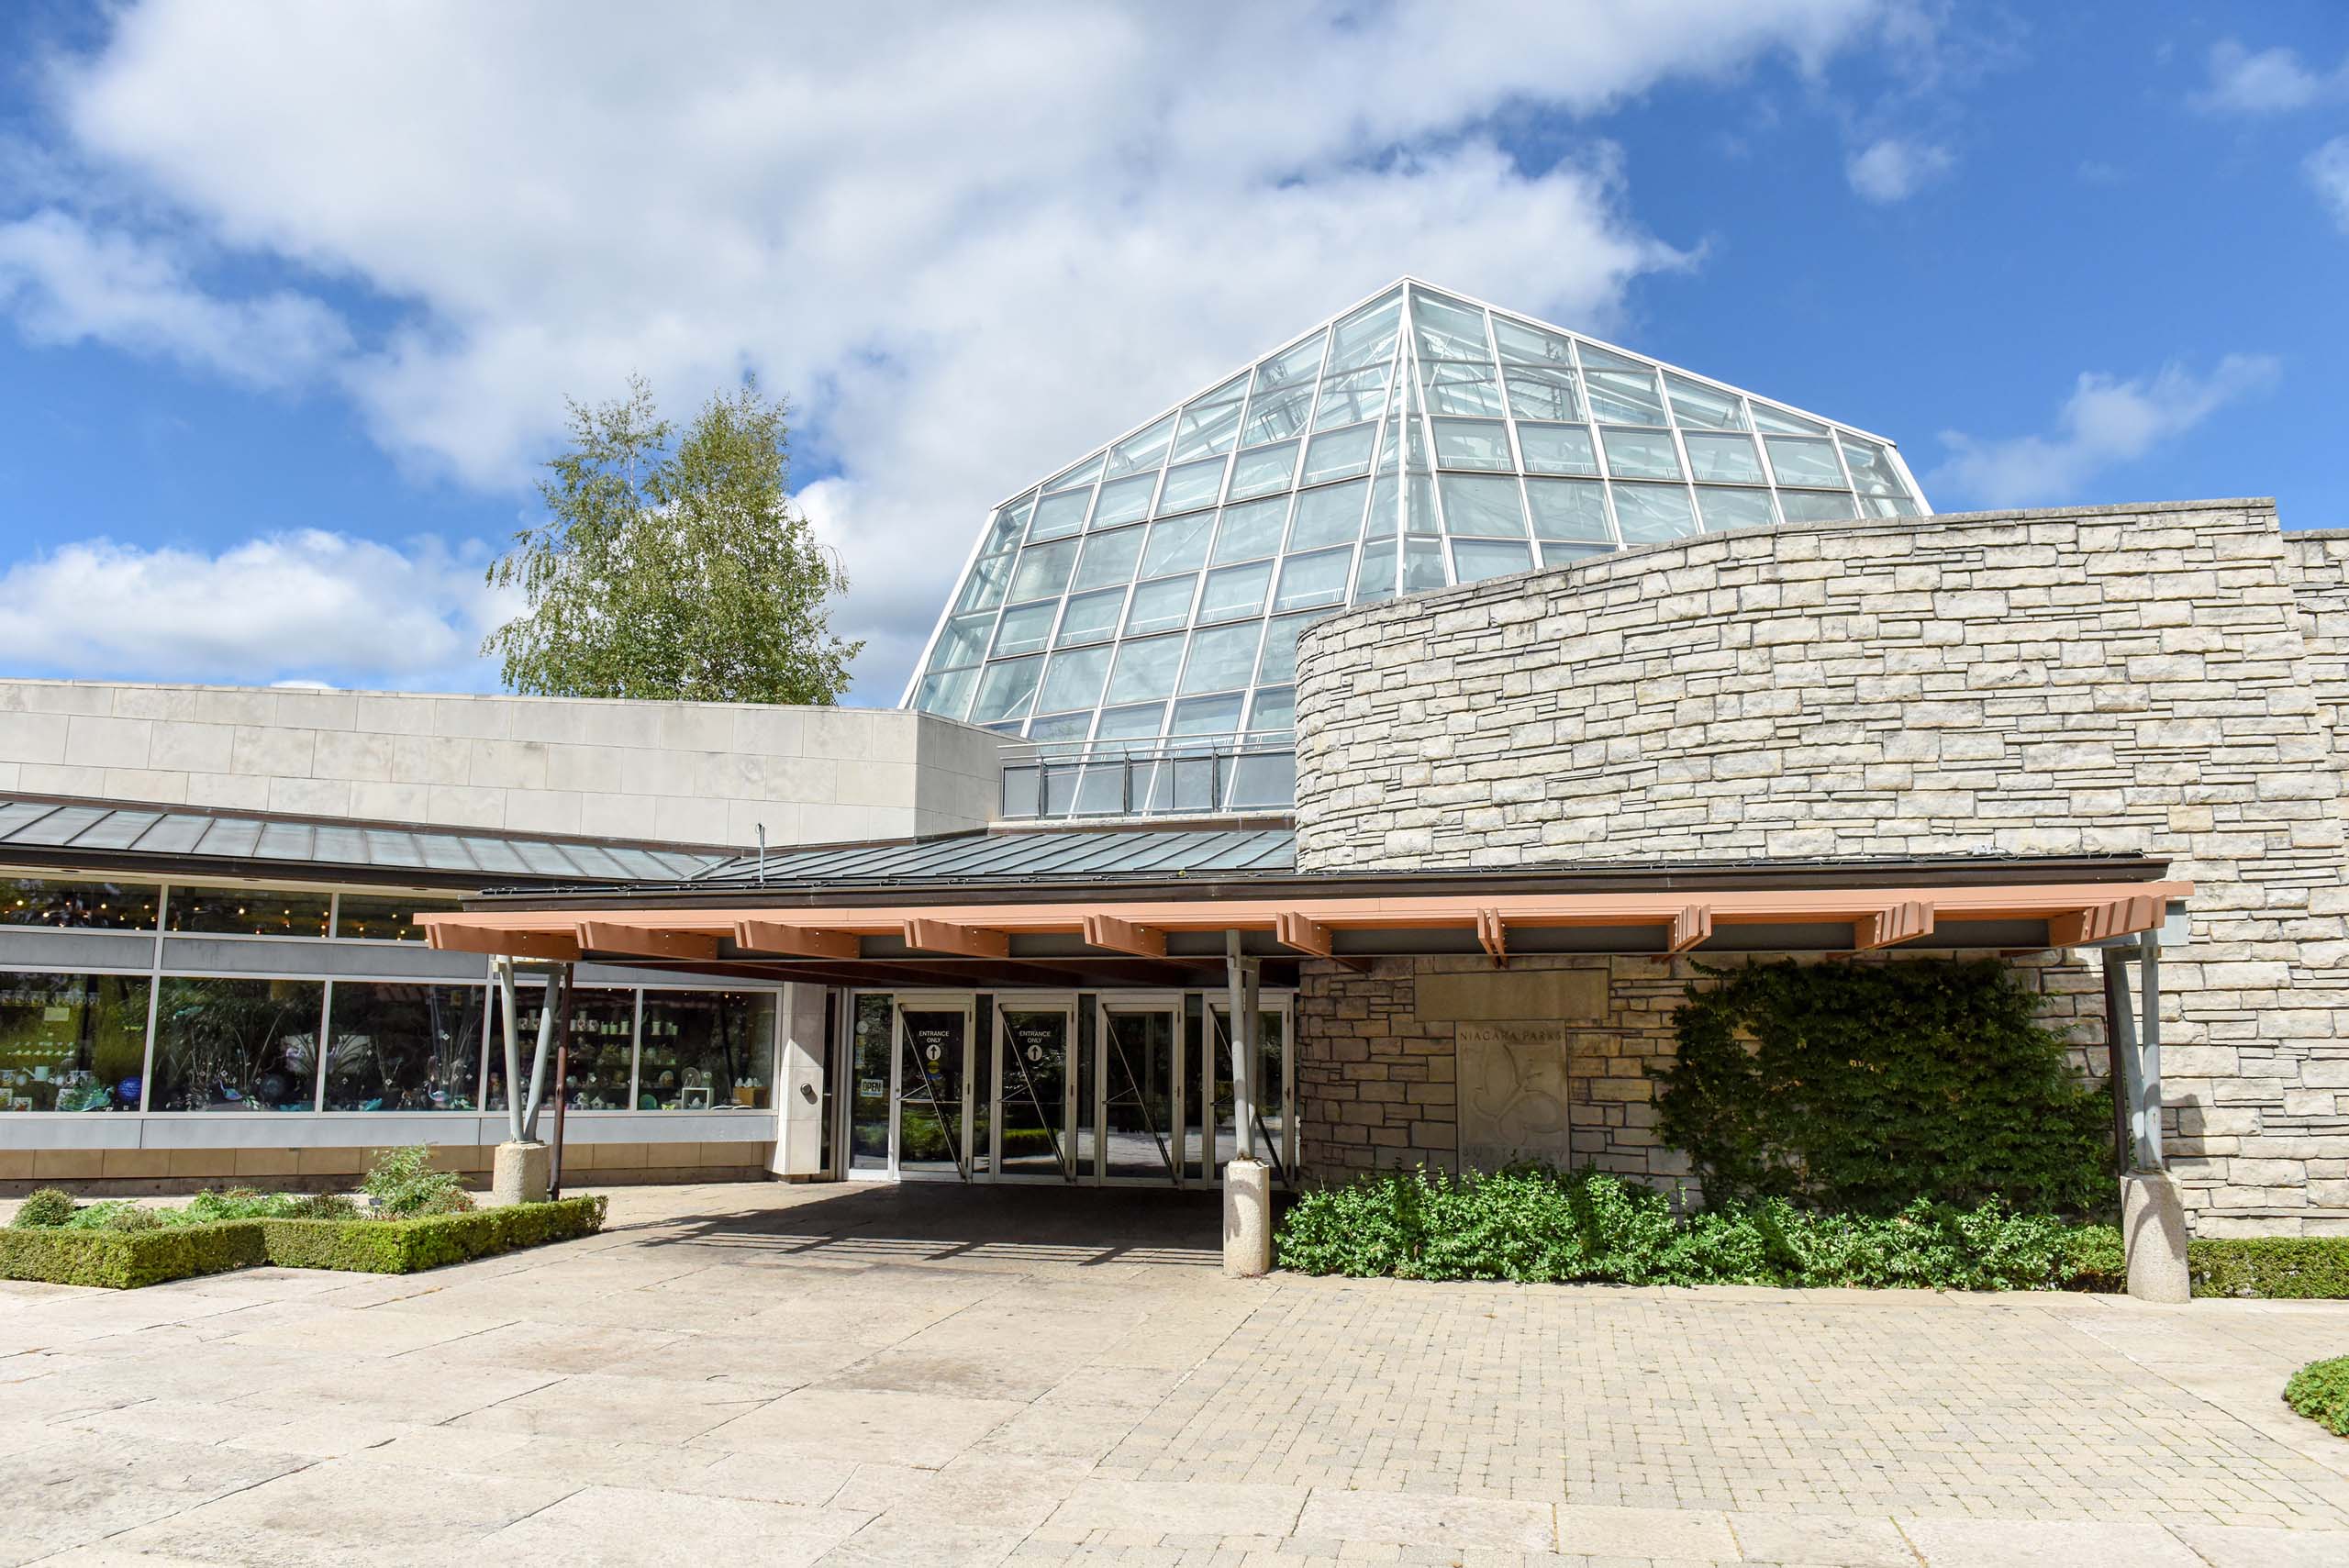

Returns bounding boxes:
[98,1205,163,1233]
[361,1145,470,1218]
[13,1188,78,1228]
[1276,1164,2121,1292]
[2286,1356,2349,1438]
[259,1195,606,1274]
[1655,958,2113,1218]
[2191,1237,2349,1299]
[0,1220,266,1288]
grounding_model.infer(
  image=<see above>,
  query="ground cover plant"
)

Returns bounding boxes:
[2285,1356,2349,1438]
[2190,1237,2349,1299]
[2,1148,601,1288]
[1275,1164,2125,1292]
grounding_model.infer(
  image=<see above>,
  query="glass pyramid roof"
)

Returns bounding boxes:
[904,278,1925,748]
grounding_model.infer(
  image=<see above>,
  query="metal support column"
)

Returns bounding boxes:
[493,955,571,1145]
[2101,946,2145,1171]
[1225,931,1259,1165]
[2137,932,2165,1172]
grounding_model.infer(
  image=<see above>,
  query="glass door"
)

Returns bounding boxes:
[1208,996,1296,1183]
[1091,996,1186,1185]
[992,996,1076,1182]
[893,995,974,1181]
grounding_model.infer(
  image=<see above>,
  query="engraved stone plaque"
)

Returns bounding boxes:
[1457,1019,1574,1172]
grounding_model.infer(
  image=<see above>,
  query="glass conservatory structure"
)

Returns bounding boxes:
[903,280,1927,818]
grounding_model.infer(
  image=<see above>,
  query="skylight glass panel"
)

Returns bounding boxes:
[1453,539,1532,582]
[1107,414,1175,475]
[1054,587,1126,646]
[1036,646,1112,714]
[1517,423,1599,476]
[1198,561,1273,621]
[1764,436,1843,489]
[1612,484,1700,542]
[1315,364,1396,432]
[955,554,1012,614]
[930,613,995,669]
[1171,373,1250,461]
[1439,474,1528,537]
[1124,574,1197,635]
[1181,621,1263,694]
[1287,479,1368,550]
[991,600,1057,656]
[1432,418,1510,470]
[1751,403,1828,436]
[1420,361,1504,417]
[1683,431,1765,484]
[1141,512,1216,576]
[1328,291,1403,369]
[1228,440,1298,499]
[1008,538,1080,600]
[1045,451,1106,491]
[1073,526,1145,591]
[1840,436,1907,496]
[1525,479,1611,541]
[1491,315,1574,365]
[1779,490,1858,521]
[1410,288,1491,359]
[1212,495,1289,562]
[980,496,1034,555]
[1504,365,1579,422]
[1600,428,1681,481]
[1027,489,1092,540]
[971,657,1043,723]
[1301,424,1376,484]
[1090,473,1156,528]
[1106,633,1186,705]
[1664,374,1747,430]
[1275,546,1353,610]
[1697,486,1777,532]
[913,668,976,719]
[1172,694,1244,734]
[1156,457,1226,516]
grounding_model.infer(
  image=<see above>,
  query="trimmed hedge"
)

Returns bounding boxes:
[0,1219,265,1289]
[0,1196,605,1289]
[1277,1164,2126,1291]
[259,1195,606,1274]
[2285,1356,2349,1438]
[2191,1237,2349,1299]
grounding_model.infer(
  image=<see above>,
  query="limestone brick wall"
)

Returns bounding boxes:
[1297,953,2108,1200]
[0,681,1007,847]
[1292,501,2349,1233]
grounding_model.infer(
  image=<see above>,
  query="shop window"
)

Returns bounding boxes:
[638,991,776,1110]
[150,976,322,1112]
[0,876,160,931]
[332,893,459,942]
[0,972,150,1112]
[167,887,332,939]
[321,982,484,1111]
[486,985,636,1111]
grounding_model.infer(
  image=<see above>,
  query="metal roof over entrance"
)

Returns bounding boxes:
[687,825,1295,888]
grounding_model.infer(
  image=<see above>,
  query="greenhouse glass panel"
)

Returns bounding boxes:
[1664,373,1747,430]
[1683,431,1765,484]
[1600,428,1681,481]
[1453,539,1532,583]
[1027,489,1092,541]
[1286,479,1368,550]
[1695,486,1777,532]
[954,553,1012,615]
[1171,694,1244,734]
[1410,289,1491,359]
[1247,684,1296,733]
[1228,441,1298,499]
[1089,473,1156,529]
[1156,456,1227,516]
[1072,526,1145,591]
[1584,366,1666,426]
[1094,702,1165,740]
[1431,418,1511,470]
[1778,490,1859,521]
[1752,402,1829,436]
[1212,496,1290,563]
[1328,291,1403,369]
[1172,373,1250,461]
[913,667,977,719]
[1491,315,1575,365]
[991,600,1057,657]
[1180,622,1264,695]
[980,496,1033,555]
[1524,478,1611,542]
[930,613,996,671]
[1312,364,1392,428]
[1504,365,1580,422]
[1044,451,1106,491]
[1420,361,1504,417]
[1402,538,1448,592]
[1611,483,1700,542]
[1516,423,1600,476]
[1273,546,1353,610]
[1841,436,1907,496]
[1123,574,1197,635]
[971,658,1044,724]
[1008,538,1079,601]
[1036,646,1112,716]
[1301,424,1376,484]
[1439,473,1528,537]
[1108,414,1175,475]
[1353,539,1398,603]
[1540,541,1612,569]
[1141,512,1217,576]
[1764,436,1843,489]
[1197,561,1273,623]
[1054,588,1126,647]
[1106,634,1186,705]
[1256,612,1316,685]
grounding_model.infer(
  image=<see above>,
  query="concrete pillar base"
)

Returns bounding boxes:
[1223,1158,1273,1279]
[493,1140,551,1207]
[2122,1170,2191,1303]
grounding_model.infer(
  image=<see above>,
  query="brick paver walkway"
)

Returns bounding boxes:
[3,1182,2346,1565]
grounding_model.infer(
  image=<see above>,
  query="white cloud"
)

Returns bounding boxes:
[1930,355,2280,507]
[12,0,1899,700]
[0,209,349,389]
[2192,39,2342,115]
[1844,137,1954,202]
[0,532,515,688]
[2310,137,2349,233]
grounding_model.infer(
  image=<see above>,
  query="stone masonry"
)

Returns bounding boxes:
[1293,501,2349,1234]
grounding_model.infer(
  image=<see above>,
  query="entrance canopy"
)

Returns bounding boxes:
[421,844,2190,990]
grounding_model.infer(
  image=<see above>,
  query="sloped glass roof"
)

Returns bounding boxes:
[905,278,1926,745]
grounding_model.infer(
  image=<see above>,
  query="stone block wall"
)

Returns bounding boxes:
[1297,952,2109,1200]
[0,680,1007,847]
[1292,501,2349,1233]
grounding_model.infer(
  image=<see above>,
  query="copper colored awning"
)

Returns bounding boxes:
[420,879,2190,974]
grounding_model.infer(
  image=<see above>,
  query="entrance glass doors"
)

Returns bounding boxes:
[1091,1000,1184,1184]
[895,998,974,1180]
[993,999,1074,1180]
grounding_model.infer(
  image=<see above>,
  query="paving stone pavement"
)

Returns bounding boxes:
[3,1181,2347,1566]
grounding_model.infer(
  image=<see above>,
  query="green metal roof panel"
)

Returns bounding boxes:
[690,825,1296,888]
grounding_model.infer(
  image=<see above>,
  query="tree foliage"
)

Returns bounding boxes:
[1653,958,2112,1218]
[483,376,859,704]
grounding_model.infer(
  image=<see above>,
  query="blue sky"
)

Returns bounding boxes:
[0,1,2343,705]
